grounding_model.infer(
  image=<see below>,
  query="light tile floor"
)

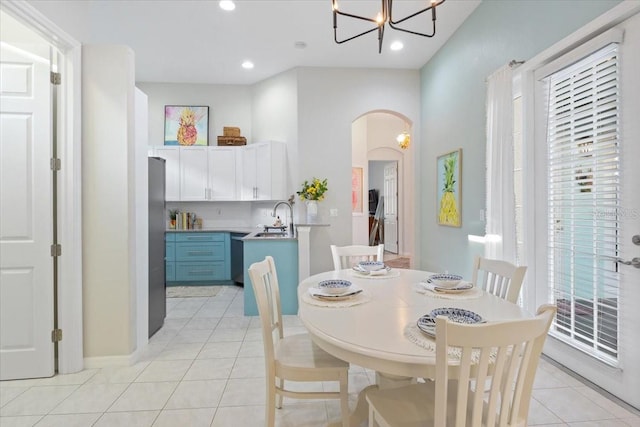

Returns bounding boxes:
[1,285,638,427]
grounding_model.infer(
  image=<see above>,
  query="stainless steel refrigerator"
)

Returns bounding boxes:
[148,157,166,337]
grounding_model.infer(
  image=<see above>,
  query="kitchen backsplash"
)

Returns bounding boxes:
[166,200,301,229]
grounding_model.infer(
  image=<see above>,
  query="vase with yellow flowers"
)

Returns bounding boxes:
[297,177,328,223]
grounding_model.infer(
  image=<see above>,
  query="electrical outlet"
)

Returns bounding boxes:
[330,208,338,217]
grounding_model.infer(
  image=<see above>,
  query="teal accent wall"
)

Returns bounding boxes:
[419,0,621,278]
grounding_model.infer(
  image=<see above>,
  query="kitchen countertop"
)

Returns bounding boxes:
[166,227,255,234]
[166,227,298,241]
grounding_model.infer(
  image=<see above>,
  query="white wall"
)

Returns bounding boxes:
[134,87,149,353]
[82,44,136,360]
[136,82,252,147]
[252,69,299,205]
[297,68,420,273]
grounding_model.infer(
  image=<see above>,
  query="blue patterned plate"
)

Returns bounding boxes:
[416,314,436,337]
[427,273,463,288]
[357,261,385,272]
[317,279,353,295]
[430,307,484,324]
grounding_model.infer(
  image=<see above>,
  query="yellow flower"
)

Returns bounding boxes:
[297,177,328,201]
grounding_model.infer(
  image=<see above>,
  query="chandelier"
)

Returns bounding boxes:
[331,0,446,53]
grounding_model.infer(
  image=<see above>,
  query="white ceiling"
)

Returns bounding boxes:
[24,0,481,85]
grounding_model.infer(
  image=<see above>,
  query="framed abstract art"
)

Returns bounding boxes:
[164,105,209,146]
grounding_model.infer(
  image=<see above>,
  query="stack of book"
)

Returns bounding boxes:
[174,211,198,230]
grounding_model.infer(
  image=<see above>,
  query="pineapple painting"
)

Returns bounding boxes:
[164,106,209,146]
[176,107,198,145]
[437,150,461,227]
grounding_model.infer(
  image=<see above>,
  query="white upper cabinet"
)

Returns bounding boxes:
[240,141,286,201]
[152,146,180,201]
[149,141,285,202]
[240,144,259,200]
[179,146,209,201]
[208,147,238,200]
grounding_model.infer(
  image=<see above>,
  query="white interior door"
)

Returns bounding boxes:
[0,46,54,380]
[383,162,398,254]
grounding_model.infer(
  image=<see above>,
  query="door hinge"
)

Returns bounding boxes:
[51,244,62,257]
[50,158,61,171]
[50,71,61,85]
[51,329,63,342]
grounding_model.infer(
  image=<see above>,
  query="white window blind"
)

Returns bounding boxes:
[545,43,620,365]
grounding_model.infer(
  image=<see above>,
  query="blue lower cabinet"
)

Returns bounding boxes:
[244,239,298,315]
[176,262,226,281]
[166,262,176,281]
[166,232,231,284]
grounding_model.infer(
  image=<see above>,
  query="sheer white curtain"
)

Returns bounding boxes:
[485,65,516,262]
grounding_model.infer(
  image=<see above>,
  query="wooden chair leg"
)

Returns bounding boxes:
[340,374,349,427]
[266,381,276,427]
[276,377,284,409]
[368,403,375,427]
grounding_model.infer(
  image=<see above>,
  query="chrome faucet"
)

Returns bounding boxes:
[272,201,294,237]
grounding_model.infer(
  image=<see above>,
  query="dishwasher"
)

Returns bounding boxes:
[231,233,247,285]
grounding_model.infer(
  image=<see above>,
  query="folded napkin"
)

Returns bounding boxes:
[307,286,361,298]
[352,266,389,276]
[418,281,439,292]
[368,268,388,276]
[418,280,473,292]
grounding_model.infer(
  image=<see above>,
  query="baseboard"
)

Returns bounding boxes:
[83,343,146,369]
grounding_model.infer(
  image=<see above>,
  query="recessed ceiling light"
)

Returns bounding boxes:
[390,41,404,51]
[219,1,235,11]
[242,60,254,70]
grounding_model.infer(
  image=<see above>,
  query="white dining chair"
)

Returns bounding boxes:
[366,304,556,427]
[330,244,384,270]
[471,256,527,303]
[248,256,350,427]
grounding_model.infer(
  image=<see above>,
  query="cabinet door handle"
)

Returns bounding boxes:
[188,250,212,255]
[188,270,213,275]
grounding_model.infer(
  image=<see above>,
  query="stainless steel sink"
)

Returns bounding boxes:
[254,232,288,238]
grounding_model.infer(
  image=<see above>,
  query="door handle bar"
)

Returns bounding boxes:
[614,257,640,268]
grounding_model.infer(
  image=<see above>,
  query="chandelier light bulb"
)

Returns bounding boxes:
[219,1,235,11]
[376,12,384,25]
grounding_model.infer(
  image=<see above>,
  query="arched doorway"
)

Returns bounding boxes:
[351,111,415,265]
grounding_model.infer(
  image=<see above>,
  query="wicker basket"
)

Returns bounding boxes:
[223,127,241,137]
[217,136,247,146]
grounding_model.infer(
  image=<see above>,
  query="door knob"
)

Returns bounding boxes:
[633,235,640,246]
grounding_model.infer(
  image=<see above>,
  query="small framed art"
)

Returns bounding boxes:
[164,105,209,146]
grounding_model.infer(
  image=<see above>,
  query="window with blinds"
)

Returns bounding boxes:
[545,43,620,365]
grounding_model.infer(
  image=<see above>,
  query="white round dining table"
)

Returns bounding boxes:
[297,268,531,426]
